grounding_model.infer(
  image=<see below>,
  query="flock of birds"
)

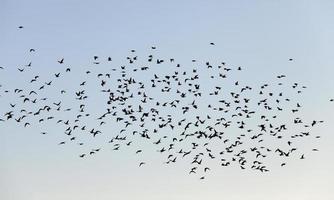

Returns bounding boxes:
[0,27,326,180]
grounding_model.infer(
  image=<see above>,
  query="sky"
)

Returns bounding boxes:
[1,0,334,200]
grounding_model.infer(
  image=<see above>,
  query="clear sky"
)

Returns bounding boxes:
[1,0,334,200]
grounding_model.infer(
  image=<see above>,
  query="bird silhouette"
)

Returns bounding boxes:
[0,42,324,180]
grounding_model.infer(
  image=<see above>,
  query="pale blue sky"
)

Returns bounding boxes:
[1,1,334,200]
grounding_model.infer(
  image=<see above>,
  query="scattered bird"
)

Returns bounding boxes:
[0,42,324,180]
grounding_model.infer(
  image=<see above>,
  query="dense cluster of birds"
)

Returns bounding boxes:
[0,28,325,179]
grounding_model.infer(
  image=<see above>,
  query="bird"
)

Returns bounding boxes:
[58,58,64,64]
[204,167,210,172]
[136,150,142,154]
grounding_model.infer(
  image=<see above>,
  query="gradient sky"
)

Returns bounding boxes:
[1,1,334,200]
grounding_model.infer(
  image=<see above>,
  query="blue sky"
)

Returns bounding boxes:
[1,1,334,200]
